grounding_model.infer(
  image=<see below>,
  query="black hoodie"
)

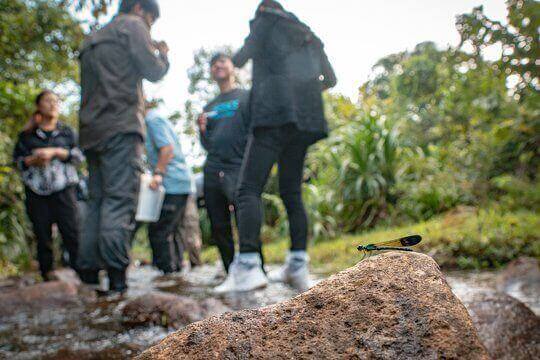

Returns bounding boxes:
[233,6,337,142]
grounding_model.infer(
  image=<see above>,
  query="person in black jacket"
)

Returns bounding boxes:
[13,90,84,281]
[215,0,336,293]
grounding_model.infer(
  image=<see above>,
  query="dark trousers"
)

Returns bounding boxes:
[204,167,239,272]
[25,186,80,279]
[237,125,310,254]
[148,194,188,274]
[78,133,143,291]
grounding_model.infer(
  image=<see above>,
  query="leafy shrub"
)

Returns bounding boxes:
[304,111,401,235]
[0,132,32,275]
[490,175,540,212]
[394,146,476,221]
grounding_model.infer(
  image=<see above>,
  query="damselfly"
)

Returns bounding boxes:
[357,235,422,259]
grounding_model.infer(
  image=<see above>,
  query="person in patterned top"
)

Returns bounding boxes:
[13,90,84,281]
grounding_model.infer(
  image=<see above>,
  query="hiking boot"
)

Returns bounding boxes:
[214,253,268,294]
[268,251,311,292]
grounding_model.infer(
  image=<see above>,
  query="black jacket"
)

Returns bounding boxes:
[233,7,337,142]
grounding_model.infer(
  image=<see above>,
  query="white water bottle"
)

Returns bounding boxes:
[135,173,165,222]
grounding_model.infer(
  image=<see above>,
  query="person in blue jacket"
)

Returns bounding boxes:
[145,102,194,274]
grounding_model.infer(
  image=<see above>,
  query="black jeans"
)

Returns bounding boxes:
[204,167,239,272]
[148,194,188,274]
[237,125,311,254]
[25,186,80,279]
[78,133,143,291]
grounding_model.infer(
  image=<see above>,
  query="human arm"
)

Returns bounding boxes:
[147,117,177,190]
[150,144,174,190]
[240,91,252,132]
[126,18,169,82]
[318,40,337,90]
[13,134,41,169]
[198,112,211,151]
[232,15,273,68]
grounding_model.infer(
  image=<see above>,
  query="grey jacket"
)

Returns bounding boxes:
[79,14,169,150]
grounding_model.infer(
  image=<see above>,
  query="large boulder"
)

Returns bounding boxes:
[138,252,488,359]
[122,292,230,329]
[460,290,540,360]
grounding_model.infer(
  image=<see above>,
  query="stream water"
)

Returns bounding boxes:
[0,264,538,359]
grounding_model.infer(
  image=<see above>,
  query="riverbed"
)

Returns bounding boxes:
[0,263,538,359]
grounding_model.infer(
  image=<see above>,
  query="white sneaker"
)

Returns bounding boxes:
[214,253,268,294]
[268,251,311,292]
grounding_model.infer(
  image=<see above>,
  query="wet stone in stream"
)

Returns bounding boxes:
[0,264,305,359]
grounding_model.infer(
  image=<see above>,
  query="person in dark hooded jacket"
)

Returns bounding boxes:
[215,0,336,293]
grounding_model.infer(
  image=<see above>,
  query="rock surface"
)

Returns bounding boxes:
[122,291,230,329]
[496,257,540,313]
[47,268,82,287]
[0,268,90,318]
[138,252,488,360]
[460,290,540,360]
[42,346,142,360]
[0,280,80,317]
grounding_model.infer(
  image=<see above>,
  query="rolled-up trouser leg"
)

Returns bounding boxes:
[77,150,103,284]
[99,134,143,291]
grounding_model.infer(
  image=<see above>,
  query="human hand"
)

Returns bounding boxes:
[25,155,48,167]
[149,174,163,191]
[197,113,208,133]
[155,41,169,56]
[33,148,57,162]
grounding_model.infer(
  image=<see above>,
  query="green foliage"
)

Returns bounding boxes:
[2,1,538,276]
[325,207,539,272]
[395,147,475,220]
[200,207,539,273]
[490,174,540,211]
[70,0,114,21]
[306,107,400,234]
[456,1,539,95]
[298,2,539,243]
[433,208,540,269]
